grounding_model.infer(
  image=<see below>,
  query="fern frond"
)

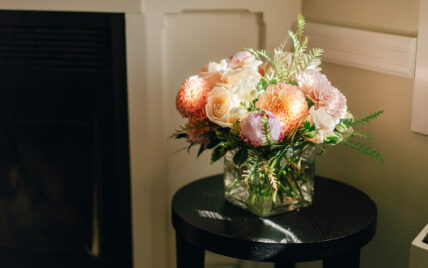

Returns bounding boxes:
[289,48,322,74]
[309,47,323,58]
[288,30,299,49]
[247,48,273,63]
[262,114,273,146]
[300,36,308,52]
[347,131,375,141]
[343,139,383,162]
[297,13,306,39]
[350,110,384,127]
[277,35,289,51]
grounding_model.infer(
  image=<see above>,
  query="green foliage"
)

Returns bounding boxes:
[323,132,342,145]
[197,144,205,158]
[347,131,375,141]
[246,48,272,64]
[262,114,273,146]
[348,110,384,127]
[296,13,306,39]
[297,48,323,72]
[256,77,269,92]
[343,139,383,162]
[211,142,231,163]
[233,147,248,167]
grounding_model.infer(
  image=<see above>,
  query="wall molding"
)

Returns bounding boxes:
[305,22,417,78]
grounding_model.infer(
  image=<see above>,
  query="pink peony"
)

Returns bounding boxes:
[295,70,347,119]
[239,111,283,147]
[176,76,211,118]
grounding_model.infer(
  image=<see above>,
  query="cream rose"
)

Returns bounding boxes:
[205,86,234,127]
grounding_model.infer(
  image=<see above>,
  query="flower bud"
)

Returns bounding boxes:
[324,132,343,144]
[335,122,347,133]
[302,129,317,138]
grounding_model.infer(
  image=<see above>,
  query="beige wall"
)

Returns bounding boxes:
[300,1,428,268]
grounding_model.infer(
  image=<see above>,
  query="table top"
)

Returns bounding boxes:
[172,175,377,263]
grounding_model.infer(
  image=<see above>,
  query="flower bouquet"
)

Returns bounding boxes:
[171,15,383,217]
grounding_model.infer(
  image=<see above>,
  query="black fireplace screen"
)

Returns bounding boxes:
[0,11,132,267]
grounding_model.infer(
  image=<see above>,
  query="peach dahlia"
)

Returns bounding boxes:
[256,83,308,134]
[176,76,211,118]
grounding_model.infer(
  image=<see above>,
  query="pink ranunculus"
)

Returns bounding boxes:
[228,51,255,69]
[239,111,283,147]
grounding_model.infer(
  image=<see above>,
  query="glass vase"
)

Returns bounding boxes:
[224,145,315,217]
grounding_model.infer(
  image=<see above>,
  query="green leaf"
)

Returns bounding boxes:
[187,143,194,153]
[233,147,248,167]
[256,77,269,92]
[175,133,188,139]
[197,144,205,158]
[210,143,230,164]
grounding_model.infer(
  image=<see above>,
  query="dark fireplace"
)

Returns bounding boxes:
[0,11,132,267]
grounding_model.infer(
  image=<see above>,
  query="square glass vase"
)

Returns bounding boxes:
[224,146,315,217]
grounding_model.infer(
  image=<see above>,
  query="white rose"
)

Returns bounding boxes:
[306,107,338,143]
[229,106,248,124]
[223,68,261,107]
[207,59,228,72]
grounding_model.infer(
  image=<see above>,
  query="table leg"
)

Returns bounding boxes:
[323,249,360,268]
[176,233,205,268]
[275,262,295,268]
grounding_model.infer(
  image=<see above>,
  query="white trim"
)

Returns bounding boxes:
[305,22,417,78]
[0,0,142,13]
[411,0,428,135]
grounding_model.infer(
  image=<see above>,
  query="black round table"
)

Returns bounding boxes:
[172,175,377,268]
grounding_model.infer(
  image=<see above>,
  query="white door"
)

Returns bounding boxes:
[127,1,301,267]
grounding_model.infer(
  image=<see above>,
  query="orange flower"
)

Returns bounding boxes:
[256,83,308,134]
[176,76,211,118]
